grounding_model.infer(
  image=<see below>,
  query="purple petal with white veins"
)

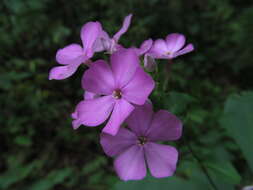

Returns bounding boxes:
[122,67,155,105]
[100,127,137,157]
[72,95,115,129]
[113,14,132,42]
[146,110,183,141]
[126,101,153,136]
[114,145,146,181]
[102,99,134,136]
[111,49,139,88]
[56,44,84,65]
[145,142,178,178]
[49,61,84,80]
[173,43,194,58]
[166,33,186,53]
[81,21,102,57]
[82,60,115,95]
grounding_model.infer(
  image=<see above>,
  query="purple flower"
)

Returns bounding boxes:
[93,14,132,54]
[72,49,155,136]
[100,102,183,181]
[49,22,102,80]
[144,33,194,70]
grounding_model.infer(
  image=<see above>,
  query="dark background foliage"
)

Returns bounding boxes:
[0,0,253,189]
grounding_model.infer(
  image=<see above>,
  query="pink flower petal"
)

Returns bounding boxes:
[114,145,146,181]
[93,30,111,52]
[111,49,139,88]
[122,67,155,105]
[80,21,102,57]
[126,101,153,136]
[72,95,115,129]
[144,142,178,178]
[83,91,99,100]
[82,60,115,95]
[134,39,153,55]
[100,127,137,157]
[49,61,84,80]
[146,110,183,141]
[173,43,194,58]
[113,14,132,42]
[56,44,84,65]
[102,99,134,136]
[150,39,168,57]
[166,33,186,53]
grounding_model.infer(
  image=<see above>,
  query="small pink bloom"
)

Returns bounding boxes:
[72,49,155,136]
[100,102,182,181]
[49,22,102,80]
[144,33,194,70]
[93,14,132,54]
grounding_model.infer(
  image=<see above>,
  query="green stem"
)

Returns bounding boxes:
[162,59,173,91]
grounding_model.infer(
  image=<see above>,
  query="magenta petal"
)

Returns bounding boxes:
[71,110,78,120]
[72,95,115,129]
[100,127,137,157]
[150,39,168,56]
[84,91,99,100]
[49,61,83,80]
[166,33,186,53]
[126,101,153,136]
[93,31,111,52]
[122,67,155,105]
[113,14,132,42]
[102,99,134,136]
[135,39,153,55]
[82,60,115,95]
[81,21,102,57]
[56,44,84,65]
[145,142,178,178]
[146,110,183,141]
[111,49,139,88]
[114,145,146,181]
[173,43,194,58]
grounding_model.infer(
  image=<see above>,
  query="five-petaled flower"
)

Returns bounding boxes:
[49,21,102,80]
[72,49,155,136]
[144,33,194,70]
[100,102,183,181]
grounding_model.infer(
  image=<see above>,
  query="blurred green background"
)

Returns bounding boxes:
[1,0,253,189]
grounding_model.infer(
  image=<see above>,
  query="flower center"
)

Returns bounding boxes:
[166,51,172,55]
[112,89,122,99]
[138,136,147,146]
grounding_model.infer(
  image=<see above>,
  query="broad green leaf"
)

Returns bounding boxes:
[205,162,241,184]
[220,91,253,171]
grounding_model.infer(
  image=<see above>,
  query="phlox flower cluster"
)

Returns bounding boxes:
[49,14,194,181]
